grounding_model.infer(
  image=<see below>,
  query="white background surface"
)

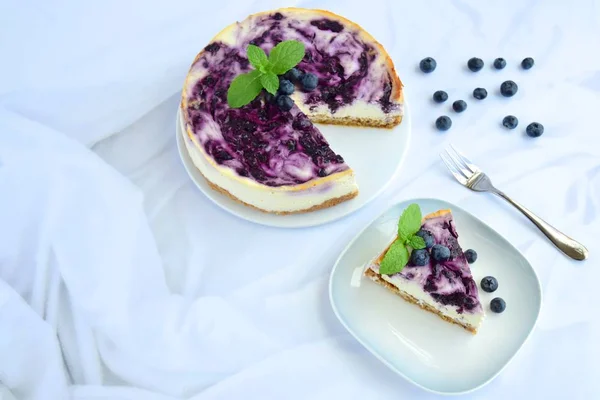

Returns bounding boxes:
[1,0,599,399]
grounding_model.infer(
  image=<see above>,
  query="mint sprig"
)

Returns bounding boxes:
[247,45,269,72]
[226,70,264,109]
[379,204,427,275]
[227,40,306,108]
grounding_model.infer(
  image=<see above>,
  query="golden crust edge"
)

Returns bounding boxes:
[423,209,452,220]
[364,268,477,334]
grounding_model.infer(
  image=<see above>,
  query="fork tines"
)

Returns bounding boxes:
[440,145,480,184]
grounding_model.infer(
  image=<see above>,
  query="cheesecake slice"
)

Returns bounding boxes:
[365,209,485,333]
[180,8,403,214]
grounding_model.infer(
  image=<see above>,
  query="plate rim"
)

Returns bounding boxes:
[328,197,543,395]
[175,101,412,228]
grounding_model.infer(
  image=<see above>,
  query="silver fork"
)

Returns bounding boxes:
[441,145,589,261]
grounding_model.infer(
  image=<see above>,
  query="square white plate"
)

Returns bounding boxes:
[329,198,542,394]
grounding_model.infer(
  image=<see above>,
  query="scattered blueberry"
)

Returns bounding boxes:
[278,79,294,95]
[419,57,437,73]
[300,73,318,91]
[285,67,303,82]
[493,58,506,70]
[473,88,488,100]
[502,115,519,129]
[433,90,448,103]
[500,80,518,97]
[480,276,498,293]
[435,116,452,131]
[276,95,294,111]
[410,249,430,266]
[431,244,451,262]
[490,297,506,313]
[521,57,535,70]
[473,88,487,100]
[467,57,484,72]
[415,230,435,249]
[452,100,467,112]
[317,168,327,177]
[526,122,544,137]
[464,249,478,264]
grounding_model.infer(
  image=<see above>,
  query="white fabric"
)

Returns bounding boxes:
[1,0,599,399]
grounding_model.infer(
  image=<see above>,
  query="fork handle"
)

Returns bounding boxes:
[492,191,589,260]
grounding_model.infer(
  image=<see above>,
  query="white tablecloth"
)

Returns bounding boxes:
[1,0,599,398]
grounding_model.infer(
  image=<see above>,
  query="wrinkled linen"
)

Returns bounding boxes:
[1,0,599,399]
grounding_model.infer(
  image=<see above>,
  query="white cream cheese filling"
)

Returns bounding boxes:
[368,265,485,329]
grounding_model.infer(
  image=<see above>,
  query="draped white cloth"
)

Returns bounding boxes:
[1,0,599,398]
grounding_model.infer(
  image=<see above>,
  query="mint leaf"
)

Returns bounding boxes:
[260,72,279,95]
[247,45,268,72]
[227,70,264,108]
[268,40,305,75]
[398,204,423,242]
[379,240,409,275]
[408,235,426,250]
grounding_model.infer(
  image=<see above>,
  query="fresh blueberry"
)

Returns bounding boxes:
[502,115,519,129]
[494,58,506,70]
[521,57,535,70]
[452,100,467,113]
[276,95,294,111]
[500,80,518,97]
[473,88,488,100]
[435,116,452,131]
[433,90,448,103]
[490,297,506,313]
[264,92,276,104]
[480,276,498,293]
[464,249,478,264]
[431,244,451,262]
[317,168,327,177]
[410,249,430,266]
[526,122,544,137]
[278,79,294,95]
[415,230,435,249]
[467,57,484,72]
[285,67,303,82]
[300,73,318,91]
[419,57,437,73]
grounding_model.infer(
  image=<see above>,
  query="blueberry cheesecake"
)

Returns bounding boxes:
[181,8,404,214]
[364,207,485,334]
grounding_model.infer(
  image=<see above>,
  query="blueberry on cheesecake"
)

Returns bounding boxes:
[364,205,485,334]
[181,8,404,214]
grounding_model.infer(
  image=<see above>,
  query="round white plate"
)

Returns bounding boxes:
[176,102,411,228]
[329,198,542,394]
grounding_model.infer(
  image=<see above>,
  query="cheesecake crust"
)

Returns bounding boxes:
[203,173,358,215]
[364,268,477,334]
[309,114,403,129]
